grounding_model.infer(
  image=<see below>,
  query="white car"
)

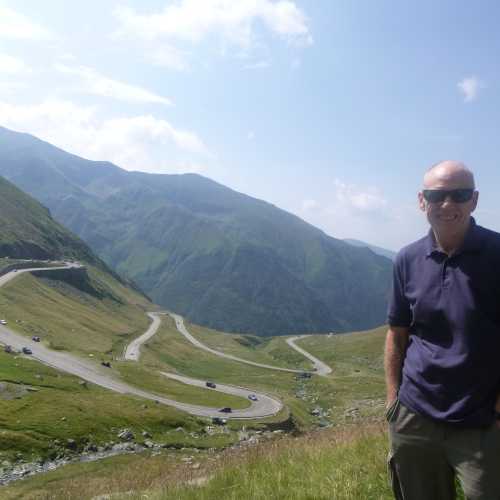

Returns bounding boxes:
[248,394,258,401]
[0,319,6,325]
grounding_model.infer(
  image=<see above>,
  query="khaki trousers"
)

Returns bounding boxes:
[387,399,500,500]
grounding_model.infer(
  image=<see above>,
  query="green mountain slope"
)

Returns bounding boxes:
[0,126,392,335]
[0,175,99,264]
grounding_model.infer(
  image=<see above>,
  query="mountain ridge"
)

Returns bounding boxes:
[0,125,392,335]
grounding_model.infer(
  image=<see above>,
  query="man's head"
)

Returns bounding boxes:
[418,160,478,239]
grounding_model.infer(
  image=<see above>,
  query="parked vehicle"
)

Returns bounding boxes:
[4,345,12,353]
[206,381,216,389]
[101,361,111,368]
[0,319,7,325]
[22,347,32,355]
[219,407,232,413]
[32,336,41,342]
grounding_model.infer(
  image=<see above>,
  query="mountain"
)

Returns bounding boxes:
[0,126,392,335]
[343,239,396,261]
[0,174,99,264]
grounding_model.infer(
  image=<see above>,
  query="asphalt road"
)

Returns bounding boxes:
[169,313,315,374]
[123,312,161,361]
[161,373,282,418]
[286,336,332,376]
[0,266,283,419]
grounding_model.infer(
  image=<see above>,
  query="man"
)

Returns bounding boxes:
[384,160,500,500]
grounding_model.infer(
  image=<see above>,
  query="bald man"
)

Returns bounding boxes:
[384,161,500,500]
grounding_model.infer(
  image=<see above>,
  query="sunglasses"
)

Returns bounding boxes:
[422,189,474,204]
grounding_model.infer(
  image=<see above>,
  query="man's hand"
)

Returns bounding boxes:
[495,394,500,429]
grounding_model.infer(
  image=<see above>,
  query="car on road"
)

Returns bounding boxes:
[4,345,13,354]
[32,336,41,342]
[0,319,7,325]
[22,347,32,355]
[219,407,232,413]
[101,361,111,368]
[205,381,216,389]
[248,394,258,401]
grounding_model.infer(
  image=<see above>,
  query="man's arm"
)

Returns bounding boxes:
[384,326,410,407]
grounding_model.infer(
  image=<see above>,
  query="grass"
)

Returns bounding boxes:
[0,350,237,464]
[0,423,394,500]
[134,316,388,429]
[186,321,312,370]
[0,267,150,357]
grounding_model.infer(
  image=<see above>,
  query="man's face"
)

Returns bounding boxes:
[418,168,478,236]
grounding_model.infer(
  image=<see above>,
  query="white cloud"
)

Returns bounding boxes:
[0,100,210,172]
[243,60,271,70]
[113,0,312,68]
[457,76,484,102]
[148,45,189,71]
[55,64,172,106]
[0,6,52,40]
[0,53,30,74]
[301,199,318,211]
[332,179,387,213]
[294,181,423,251]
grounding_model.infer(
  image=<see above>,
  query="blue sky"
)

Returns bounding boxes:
[1,0,499,250]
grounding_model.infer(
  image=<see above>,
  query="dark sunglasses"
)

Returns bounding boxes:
[422,188,474,204]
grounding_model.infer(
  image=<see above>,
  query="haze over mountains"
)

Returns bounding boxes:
[0,126,392,335]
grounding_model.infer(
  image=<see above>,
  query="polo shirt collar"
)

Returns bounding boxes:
[425,217,482,258]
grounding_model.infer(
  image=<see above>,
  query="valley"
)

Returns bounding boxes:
[0,260,386,496]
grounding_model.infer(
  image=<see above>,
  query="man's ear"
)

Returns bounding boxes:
[418,192,426,212]
[471,191,479,212]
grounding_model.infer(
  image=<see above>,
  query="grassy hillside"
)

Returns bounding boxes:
[0,323,395,499]
[124,316,388,430]
[0,350,237,465]
[0,176,99,264]
[0,267,248,409]
[0,126,392,336]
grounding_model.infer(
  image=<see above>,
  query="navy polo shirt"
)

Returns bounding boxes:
[388,218,500,426]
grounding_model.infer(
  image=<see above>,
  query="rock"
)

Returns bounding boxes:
[191,463,201,469]
[143,440,155,449]
[117,429,134,441]
[66,439,77,450]
[141,431,152,438]
[61,417,66,421]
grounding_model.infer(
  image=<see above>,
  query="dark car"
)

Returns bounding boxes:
[32,336,41,342]
[206,381,216,389]
[101,361,111,368]
[4,345,13,354]
[22,347,32,355]
[219,407,232,413]
[212,417,227,425]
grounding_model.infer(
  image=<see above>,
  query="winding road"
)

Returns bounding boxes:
[0,263,331,419]
[124,312,162,361]
[169,313,321,375]
[0,265,282,419]
[286,336,332,376]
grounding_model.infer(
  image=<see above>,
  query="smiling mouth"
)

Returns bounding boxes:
[437,214,458,222]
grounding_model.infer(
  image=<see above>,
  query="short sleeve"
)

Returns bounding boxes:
[387,252,412,327]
